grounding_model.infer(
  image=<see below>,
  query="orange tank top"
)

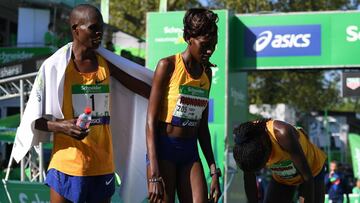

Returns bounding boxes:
[48,55,114,176]
[159,53,210,127]
[265,120,326,185]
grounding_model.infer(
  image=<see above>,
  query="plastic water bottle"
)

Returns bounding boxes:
[76,107,92,129]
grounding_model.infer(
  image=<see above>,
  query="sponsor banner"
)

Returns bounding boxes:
[236,11,360,69]
[0,55,50,79]
[0,47,53,65]
[331,12,360,66]
[1,180,50,203]
[349,133,360,178]
[244,25,321,57]
[342,71,360,97]
[0,46,52,79]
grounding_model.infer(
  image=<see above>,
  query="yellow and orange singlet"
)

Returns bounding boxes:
[159,53,210,127]
[265,120,326,185]
[48,55,114,176]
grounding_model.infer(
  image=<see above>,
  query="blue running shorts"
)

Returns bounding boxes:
[146,135,200,166]
[45,168,115,203]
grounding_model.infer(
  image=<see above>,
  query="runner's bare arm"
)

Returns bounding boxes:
[146,57,174,203]
[197,68,221,202]
[274,120,314,203]
[198,67,215,171]
[107,61,151,99]
[243,172,258,203]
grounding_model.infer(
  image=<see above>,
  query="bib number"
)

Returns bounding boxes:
[72,84,110,118]
[171,85,209,127]
[269,160,298,179]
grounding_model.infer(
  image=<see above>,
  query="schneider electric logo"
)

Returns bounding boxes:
[244,24,321,57]
[154,26,185,44]
[346,25,360,42]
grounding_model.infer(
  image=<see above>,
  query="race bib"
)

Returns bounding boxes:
[269,160,298,179]
[171,85,209,127]
[72,84,110,125]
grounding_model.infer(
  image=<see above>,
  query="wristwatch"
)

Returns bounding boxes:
[210,168,222,178]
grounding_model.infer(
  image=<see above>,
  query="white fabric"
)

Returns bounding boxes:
[11,42,153,203]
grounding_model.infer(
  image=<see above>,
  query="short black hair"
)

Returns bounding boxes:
[183,8,218,42]
[70,4,102,27]
[233,119,272,172]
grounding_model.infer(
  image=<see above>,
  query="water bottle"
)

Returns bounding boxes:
[76,107,92,129]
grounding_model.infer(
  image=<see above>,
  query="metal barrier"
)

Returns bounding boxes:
[0,72,46,184]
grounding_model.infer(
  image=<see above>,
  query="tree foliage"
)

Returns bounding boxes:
[107,0,200,37]
[209,0,272,13]
[211,0,351,13]
[271,0,349,12]
[248,70,340,112]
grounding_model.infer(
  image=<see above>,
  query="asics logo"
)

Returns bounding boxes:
[182,120,190,126]
[254,31,272,52]
[254,30,311,52]
[182,120,197,127]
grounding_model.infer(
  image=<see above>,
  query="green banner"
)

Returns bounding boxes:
[146,10,228,185]
[0,47,53,65]
[226,71,248,146]
[349,133,360,178]
[0,180,123,203]
[1,180,50,203]
[235,11,360,69]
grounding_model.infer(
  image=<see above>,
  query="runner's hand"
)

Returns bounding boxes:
[148,178,164,203]
[210,174,221,203]
[54,119,89,140]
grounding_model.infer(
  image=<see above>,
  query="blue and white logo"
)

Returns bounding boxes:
[244,25,321,57]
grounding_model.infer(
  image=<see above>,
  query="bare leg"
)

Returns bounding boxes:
[147,159,177,203]
[177,161,207,203]
[264,178,297,203]
[50,188,71,203]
